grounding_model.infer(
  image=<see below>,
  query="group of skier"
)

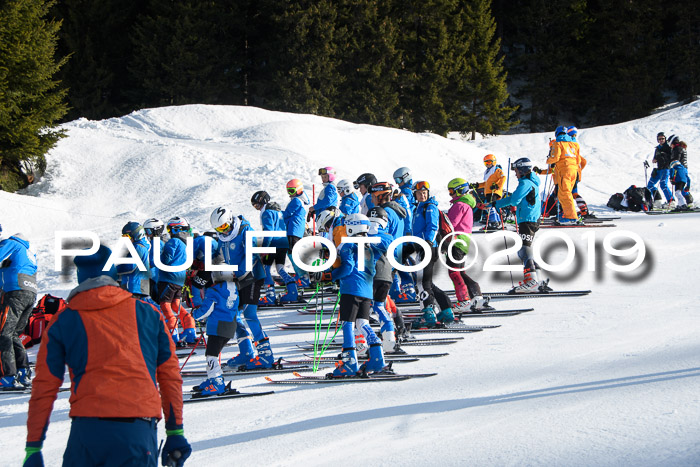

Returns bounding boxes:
[646,132,692,211]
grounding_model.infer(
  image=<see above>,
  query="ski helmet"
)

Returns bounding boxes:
[369,182,392,197]
[511,157,533,174]
[567,126,578,137]
[483,154,497,166]
[316,207,339,233]
[166,216,191,235]
[318,167,336,182]
[286,179,304,196]
[367,206,389,230]
[447,178,470,197]
[669,135,680,146]
[555,126,567,136]
[344,213,371,237]
[393,167,412,186]
[354,173,377,190]
[413,181,430,194]
[143,218,165,237]
[251,191,270,207]
[670,160,681,169]
[336,179,353,196]
[666,134,676,145]
[122,221,145,241]
[210,207,234,233]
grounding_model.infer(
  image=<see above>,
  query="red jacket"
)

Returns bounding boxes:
[27,277,183,447]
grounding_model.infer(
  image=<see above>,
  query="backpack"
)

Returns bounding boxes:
[22,294,67,348]
[422,204,454,251]
[623,186,653,212]
[607,193,625,211]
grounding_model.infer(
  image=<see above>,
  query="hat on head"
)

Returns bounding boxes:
[74,245,117,284]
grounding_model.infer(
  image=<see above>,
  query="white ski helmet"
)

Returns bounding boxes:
[316,207,339,233]
[210,207,233,232]
[393,167,412,185]
[344,213,371,237]
[143,218,165,237]
[336,179,353,196]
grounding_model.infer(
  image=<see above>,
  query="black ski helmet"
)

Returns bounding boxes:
[367,206,389,229]
[251,191,270,206]
[354,173,377,190]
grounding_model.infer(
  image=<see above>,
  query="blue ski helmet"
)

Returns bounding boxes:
[567,126,578,137]
[555,126,567,136]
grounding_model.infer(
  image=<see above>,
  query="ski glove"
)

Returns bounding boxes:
[490,183,499,191]
[23,447,43,467]
[312,271,333,284]
[162,430,191,467]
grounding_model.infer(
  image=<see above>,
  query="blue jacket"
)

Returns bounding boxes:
[218,216,265,279]
[413,197,440,247]
[395,195,413,235]
[400,181,416,209]
[495,171,542,224]
[314,182,339,214]
[283,196,307,238]
[193,235,220,264]
[117,237,151,295]
[191,281,238,337]
[671,164,691,188]
[260,203,289,249]
[147,237,165,284]
[0,235,38,293]
[158,236,190,286]
[339,193,360,216]
[331,236,389,299]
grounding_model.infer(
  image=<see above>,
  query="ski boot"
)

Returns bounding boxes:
[355,329,368,358]
[510,268,541,293]
[453,300,472,314]
[0,375,23,390]
[16,367,32,388]
[381,329,397,354]
[226,337,256,367]
[258,285,277,306]
[436,307,455,324]
[470,295,489,312]
[394,285,417,304]
[198,376,226,395]
[279,281,299,303]
[181,328,197,344]
[296,275,311,288]
[170,327,180,344]
[360,343,391,374]
[412,306,437,329]
[332,348,359,377]
[246,338,275,369]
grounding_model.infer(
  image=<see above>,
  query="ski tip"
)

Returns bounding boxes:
[292,372,303,377]
[264,376,274,382]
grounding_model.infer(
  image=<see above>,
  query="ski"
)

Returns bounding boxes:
[402,308,533,318]
[298,336,463,351]
[303,352,448,359]
[277,322,491,332]
[281,356,419,365]
[644,208,700,215]
[180,363,318,378]
[184,384,275,403]
[264,371,437,384]
[0,387,70,395]
[540,223,616,229]
[446,290,591,299]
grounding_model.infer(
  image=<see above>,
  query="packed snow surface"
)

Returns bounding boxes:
[1,102,699,466]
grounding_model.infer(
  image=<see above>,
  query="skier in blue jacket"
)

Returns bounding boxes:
[210,207,276,369]
[117,221,151,299]
[337,179,360,215]
[283,179,310,297]
[0,228,38,389]
[494,157,547,293]
[315,214,392,377]
[307,167,339,220]
[251,191,294,305]
[143,218,166,303]
[670,160,692,211]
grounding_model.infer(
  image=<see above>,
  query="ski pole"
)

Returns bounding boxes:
[503,158,515,288]
[643,160,649,186]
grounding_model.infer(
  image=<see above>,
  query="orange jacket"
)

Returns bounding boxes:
[27,278,183,447]
[478,165,506,196]
[547,140,579,173]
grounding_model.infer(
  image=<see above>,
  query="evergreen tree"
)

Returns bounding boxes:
[0,0,67,192]
[662,0,700,101]
[450,0,517,139]
[129,0,243,108]
[334,0,402,127]
[267,0,341,116]
[50,0,145,121]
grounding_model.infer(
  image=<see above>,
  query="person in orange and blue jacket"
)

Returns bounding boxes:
[546,126,581,224]
[24,245,190,467]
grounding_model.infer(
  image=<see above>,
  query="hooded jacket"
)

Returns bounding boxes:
[412,197,440,247]
[495,171,542,224]
[0,234,38,293]
[27,277,183,448]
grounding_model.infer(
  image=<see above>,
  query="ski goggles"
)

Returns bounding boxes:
[413,181,430,192]
[214,223,230,233]
[484,159,496,166]
[287,187,299,195]
[168,225,191,235]
[318,168,332,175]
[352,181,361,189]
[121,233,133,240]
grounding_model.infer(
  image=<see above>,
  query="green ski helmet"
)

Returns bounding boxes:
[448,178,470,197]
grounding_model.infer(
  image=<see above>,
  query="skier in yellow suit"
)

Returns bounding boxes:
[546,126,581,225]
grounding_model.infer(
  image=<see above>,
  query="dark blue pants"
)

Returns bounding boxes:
[63,417,158,466]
